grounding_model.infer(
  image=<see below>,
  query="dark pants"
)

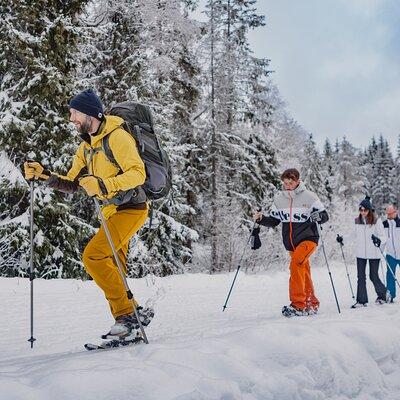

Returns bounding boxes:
[356,258,387,304]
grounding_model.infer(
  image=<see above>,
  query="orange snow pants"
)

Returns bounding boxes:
[82,208,148,319]
[289,240,319,310]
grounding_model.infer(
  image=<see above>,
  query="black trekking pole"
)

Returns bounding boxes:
[336,235,355,300]
[28,179,36,348]
[93,198,149,344]
[315,222,341,314]
[222,208,261,311]
[372,234,400,291]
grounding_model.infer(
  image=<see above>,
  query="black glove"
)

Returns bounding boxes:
[371,234,381,248]
[336,234,344,245]
[310,210,322,223]
[250,226,261,250]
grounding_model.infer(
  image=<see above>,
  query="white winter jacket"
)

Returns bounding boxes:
[355,216,386,259]
[383,217,400,259]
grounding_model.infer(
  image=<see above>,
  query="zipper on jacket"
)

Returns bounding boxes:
[363,223,366,258]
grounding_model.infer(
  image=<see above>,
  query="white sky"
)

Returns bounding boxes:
[194,0,400,151]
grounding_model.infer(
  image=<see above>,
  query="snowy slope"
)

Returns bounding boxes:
[0,262,399,400]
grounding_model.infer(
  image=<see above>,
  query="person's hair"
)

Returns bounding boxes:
[387,203,398,210]
[358,209,377,225]
[281,168,300,181]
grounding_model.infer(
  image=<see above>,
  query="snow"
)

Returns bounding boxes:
[0,262,400,400]
[0,151,26,186]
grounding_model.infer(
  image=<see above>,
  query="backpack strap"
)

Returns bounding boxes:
[100,125,147,206]
[102,134,121,172]
[102,124,142,171]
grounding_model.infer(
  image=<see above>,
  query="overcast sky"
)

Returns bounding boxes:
[194,0,400,151]
[247,0,400,150]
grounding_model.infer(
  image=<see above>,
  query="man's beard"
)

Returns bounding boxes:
[77,117,92,134]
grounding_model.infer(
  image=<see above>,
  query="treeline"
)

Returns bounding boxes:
[0,1,398,278]
[0,0,282,278]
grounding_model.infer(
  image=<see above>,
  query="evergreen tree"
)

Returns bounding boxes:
[322,139,336,203]
[300,134,331,203]
[361,136,378,195]
[0,0,93,277]
[370,135,396,213]
[334,137,365,209]
[81,0,203,276]
[395,134,400,205]
[202,0,279,273]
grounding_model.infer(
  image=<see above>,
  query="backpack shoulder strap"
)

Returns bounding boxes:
[102,126,123,171]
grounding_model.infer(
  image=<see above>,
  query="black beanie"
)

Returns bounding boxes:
[359,196,373,211]
[69,89,104,120]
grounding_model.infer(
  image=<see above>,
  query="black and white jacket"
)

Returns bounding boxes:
[258,182,329,251]
[383,216,400,259]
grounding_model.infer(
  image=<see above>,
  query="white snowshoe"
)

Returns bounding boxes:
[282,305,307,317]
[351,302,367,309]
[375,291,392,305]
[85,331,144,351]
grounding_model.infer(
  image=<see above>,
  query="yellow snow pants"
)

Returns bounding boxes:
[82,208,148,319]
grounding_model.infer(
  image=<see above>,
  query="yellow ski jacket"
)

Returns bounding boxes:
[46,115,146,219]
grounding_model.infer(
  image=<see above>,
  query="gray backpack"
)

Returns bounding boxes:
[104,101,172,201]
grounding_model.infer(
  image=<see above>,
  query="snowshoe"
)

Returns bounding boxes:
[305,305,319,316]
[282,305,307,318]
[85,331,144,351]
[101,306,154,339]
[375,291,392,305]
[351,302,367,309]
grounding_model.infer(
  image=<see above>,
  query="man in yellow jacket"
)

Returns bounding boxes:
[24,89,153,337]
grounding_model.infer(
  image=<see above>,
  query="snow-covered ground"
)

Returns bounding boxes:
[1,261,399,400]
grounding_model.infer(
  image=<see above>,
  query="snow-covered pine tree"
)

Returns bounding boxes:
[323,138,336,203]
[0,0,93,277]
[271,110,307,171]
[80,0,202,277]
[334,137,365,209]
[361,136,378,196]
[300,134,331,204]
[370,135,396,213]
[395,134,400,205]
[202,0,280,273]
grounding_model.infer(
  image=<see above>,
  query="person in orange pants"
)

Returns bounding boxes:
[253,168,329,317]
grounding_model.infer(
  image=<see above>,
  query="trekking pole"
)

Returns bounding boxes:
[28,179,36,348]
[315,222,341,313]
[222,208,261,311]
[372,235,400,291]
[93,198,149,344]
[336,235,355,300]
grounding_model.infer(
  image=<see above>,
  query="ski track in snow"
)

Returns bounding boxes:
[1,262,400,400]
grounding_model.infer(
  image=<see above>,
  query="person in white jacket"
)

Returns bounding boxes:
[352,196,391,308]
